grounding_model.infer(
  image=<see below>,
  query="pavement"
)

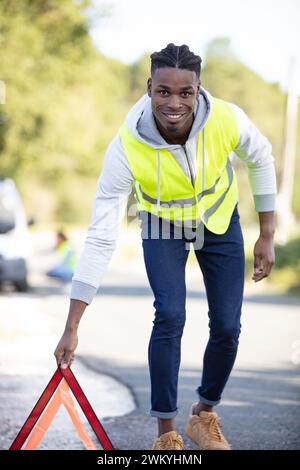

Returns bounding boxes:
[0,294,135,450]
[0,229,300,450]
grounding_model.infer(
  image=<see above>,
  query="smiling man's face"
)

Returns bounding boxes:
[147,67,200,144]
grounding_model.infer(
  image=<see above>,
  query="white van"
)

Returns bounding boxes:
[0,178,33,291]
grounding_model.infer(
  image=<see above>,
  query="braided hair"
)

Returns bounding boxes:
[150,43,202,78]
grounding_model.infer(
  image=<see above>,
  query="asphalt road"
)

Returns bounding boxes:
[0,230,299,450]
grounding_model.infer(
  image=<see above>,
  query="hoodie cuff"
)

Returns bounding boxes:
[253,194,276,212]
[70,280,98,305]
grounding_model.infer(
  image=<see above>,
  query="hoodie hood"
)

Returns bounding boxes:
[125,88,212,150]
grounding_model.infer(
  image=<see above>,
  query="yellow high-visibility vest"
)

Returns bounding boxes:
[120,97,239,234]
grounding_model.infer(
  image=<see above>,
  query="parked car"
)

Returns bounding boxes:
[0,178,34,292]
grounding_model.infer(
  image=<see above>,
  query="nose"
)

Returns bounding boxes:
[167,94,182,110]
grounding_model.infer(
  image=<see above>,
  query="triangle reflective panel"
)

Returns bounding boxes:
[9,367,114,450]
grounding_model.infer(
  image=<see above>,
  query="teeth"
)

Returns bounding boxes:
[167,114,181,118]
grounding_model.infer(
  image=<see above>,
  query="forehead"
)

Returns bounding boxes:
[152,67,198,88]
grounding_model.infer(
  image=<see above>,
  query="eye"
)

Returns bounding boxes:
[159,90,169,96]
[181,91,192,97]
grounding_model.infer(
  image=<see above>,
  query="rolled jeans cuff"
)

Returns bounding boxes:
[150,409,178,419]
[197,392,221,406]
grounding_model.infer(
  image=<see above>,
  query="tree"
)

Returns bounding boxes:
[0,0,131,223]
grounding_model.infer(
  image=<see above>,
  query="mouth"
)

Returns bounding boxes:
[162,112,185,123]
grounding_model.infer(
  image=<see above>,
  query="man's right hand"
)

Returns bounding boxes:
[54,329,78,369]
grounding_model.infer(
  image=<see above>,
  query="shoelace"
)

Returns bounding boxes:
[207,415,227,442]
[159,434,183,449]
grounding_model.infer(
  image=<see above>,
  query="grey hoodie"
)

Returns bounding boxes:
[71,88,277,304]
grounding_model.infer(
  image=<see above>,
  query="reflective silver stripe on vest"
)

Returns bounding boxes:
[202,159,233,223]
[139,184,196,207]
[197,175,221,201]
[138,159,233,214]
[138,174,222,208]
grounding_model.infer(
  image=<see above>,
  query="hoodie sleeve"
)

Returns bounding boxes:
[70,133,134,304]
[229,103,277,212]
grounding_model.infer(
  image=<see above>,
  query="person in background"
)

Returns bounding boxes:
[46,231,77,283]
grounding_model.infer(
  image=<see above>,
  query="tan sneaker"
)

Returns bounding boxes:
[184,404,231,450]
[152,430,186,450]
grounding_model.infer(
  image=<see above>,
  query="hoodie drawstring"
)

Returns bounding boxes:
[156,128,205,215]
[156,149,161,213]
[202,128,206,193]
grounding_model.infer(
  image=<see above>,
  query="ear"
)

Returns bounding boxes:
[147,77,152,97]
[196,79,201,97]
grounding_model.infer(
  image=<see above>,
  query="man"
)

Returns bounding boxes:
[54,44,276,450]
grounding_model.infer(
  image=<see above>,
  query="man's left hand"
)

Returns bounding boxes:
[252,236,275,282]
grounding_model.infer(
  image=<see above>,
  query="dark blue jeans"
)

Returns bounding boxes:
[142,205,245,418]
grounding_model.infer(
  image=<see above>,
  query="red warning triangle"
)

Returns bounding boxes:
[23,378,97,450]
[9,367,114,450]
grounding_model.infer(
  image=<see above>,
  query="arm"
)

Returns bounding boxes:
[229,104,277,282]
[54,299,86,368]
[54,134,134,368]
[70,134,134,303]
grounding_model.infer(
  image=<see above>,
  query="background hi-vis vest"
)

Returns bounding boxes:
[57,240,77,271]
[120,97,239,234]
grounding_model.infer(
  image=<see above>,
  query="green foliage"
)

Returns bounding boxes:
[274,238,300,293]
[275,237,300,268]
[129,54,151,101]
[0,0,130,224]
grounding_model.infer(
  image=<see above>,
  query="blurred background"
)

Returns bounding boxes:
[0,0,299,450]
[0,0,300,295]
